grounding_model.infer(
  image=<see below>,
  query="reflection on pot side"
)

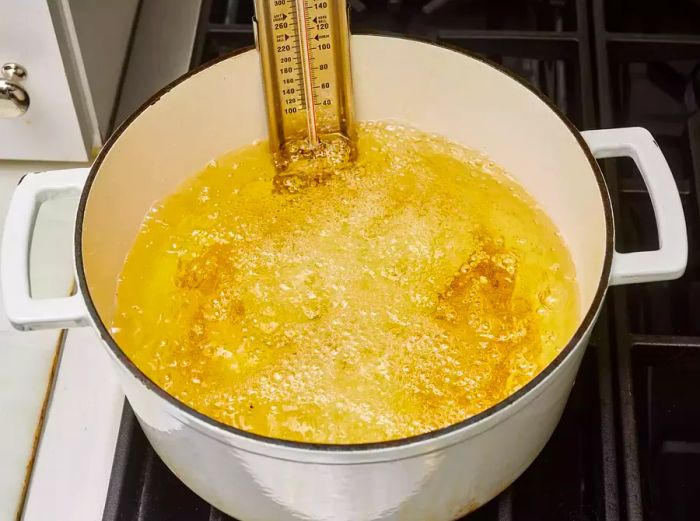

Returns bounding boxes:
[110,122,579,444]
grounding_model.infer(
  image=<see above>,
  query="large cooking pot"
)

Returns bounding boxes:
[1,36,688,520]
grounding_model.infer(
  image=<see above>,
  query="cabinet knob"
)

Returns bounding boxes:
[0,63,29,118]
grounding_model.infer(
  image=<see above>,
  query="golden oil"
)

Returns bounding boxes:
[112,122,579,444]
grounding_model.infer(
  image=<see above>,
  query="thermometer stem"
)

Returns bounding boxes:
[294,0,319,148]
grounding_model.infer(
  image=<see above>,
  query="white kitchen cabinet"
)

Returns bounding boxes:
[0,0,138,161]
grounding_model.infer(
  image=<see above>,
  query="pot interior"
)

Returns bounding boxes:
[80,34,610,392]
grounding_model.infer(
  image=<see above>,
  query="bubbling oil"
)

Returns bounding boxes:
[112,122,579,444]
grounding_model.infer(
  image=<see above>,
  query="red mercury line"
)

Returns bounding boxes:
[294,0,319,147]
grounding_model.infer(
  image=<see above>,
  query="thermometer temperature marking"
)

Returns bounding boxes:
[294,0,319,147]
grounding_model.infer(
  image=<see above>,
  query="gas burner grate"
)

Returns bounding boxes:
[591,2,700,519]
[103,1,700,520]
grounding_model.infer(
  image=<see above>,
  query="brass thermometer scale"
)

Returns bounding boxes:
[254,0,355,171]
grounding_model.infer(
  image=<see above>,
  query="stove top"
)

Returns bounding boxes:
[102,1,700,519]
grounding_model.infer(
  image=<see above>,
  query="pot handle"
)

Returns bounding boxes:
[581,127,687,286]
[1,168,91,331]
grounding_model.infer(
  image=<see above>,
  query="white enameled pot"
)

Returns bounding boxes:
[1,36,688,521]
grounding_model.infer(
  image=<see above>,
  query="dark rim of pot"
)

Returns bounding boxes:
[75,34,614,452]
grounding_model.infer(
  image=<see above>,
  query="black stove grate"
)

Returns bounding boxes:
[103,1,700,520]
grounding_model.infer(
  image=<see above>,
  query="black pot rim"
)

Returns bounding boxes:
[75,34,614,452]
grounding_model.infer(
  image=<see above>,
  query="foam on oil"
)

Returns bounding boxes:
[112,122,579,444]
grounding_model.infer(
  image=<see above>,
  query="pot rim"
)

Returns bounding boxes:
[75,34,614,453]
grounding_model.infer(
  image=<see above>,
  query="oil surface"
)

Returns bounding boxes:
[112,122,579,444]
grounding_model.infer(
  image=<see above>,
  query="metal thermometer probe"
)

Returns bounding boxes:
[253,0,356,169]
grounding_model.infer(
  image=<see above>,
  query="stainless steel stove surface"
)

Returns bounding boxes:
[102,1,700,519]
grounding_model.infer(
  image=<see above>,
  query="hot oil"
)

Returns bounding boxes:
[112,122,579,444]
